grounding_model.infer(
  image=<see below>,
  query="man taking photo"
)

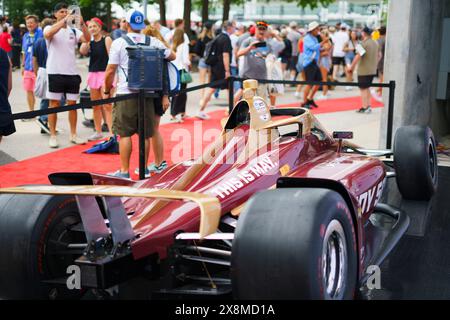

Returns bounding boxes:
[44,2,90,148]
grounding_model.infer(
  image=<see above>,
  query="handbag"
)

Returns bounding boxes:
[180,69,193,84]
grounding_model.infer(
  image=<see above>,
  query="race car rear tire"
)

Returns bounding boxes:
[393,126,438,200]
[231,188,358,300]
[0,194,85,299]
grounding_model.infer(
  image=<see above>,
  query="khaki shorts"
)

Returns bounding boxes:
[112,96,155,138]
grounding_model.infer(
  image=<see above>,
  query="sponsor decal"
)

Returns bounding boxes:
[357,180,385,215]
[211,156,278,199]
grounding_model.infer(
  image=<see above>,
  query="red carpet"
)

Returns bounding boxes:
[0,95,383,187]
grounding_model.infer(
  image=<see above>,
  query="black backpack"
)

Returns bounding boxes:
[204,34,223,66]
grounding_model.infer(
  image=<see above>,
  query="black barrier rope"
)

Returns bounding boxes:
[231,76,392,88]
[11,93,137,120]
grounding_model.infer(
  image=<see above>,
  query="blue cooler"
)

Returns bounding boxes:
[123,35,165,91]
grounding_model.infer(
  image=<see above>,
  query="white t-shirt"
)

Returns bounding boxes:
[108,33,172,94]
[331,31,350,58]
[44,26,82,75]
[173,42,190,71]
[230,33,239,67]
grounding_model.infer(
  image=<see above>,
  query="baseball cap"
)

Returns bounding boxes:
[89,17,103,27]
[289,21,298,28]
[256,21,269,30]
[126,9,145,31]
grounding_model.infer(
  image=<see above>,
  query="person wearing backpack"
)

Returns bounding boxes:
[103,9,175,179]
[197,21,233,120]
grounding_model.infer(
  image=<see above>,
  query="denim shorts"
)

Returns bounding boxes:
[198,58,210,70]
[345,52,355,66]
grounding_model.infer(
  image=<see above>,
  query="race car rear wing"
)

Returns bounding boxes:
[0,186,221,245]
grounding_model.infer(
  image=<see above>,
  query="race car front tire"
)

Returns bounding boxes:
[0,194,85,299]
[231,188,358,300]
[393,126,438,201]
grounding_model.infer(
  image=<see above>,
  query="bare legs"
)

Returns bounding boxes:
[119,136,150,173]
[48,99,78,137]
[90,88,113,135]
[26,91,35,112]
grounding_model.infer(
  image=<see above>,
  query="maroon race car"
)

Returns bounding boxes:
[0,80,438,300]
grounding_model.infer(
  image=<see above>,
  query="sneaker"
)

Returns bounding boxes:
[36,118,50,134]
[108,170,130,179]
[88,132,104,141]
[294,91,301,98]
[70,135,87,145]
[301,101,311,109]
[356,107,372,114]
[196,111,210,120]
[82,119,95,128]
[134,167,151,178]
[102,123,109,132]
[316,94,328,100]
[152,160,168,174]
[134,160,168,177]
[308,99,319,108]
[345,86,353,91]
[49,136,59,148]
[175,114,184,123]
[21,117,35,122]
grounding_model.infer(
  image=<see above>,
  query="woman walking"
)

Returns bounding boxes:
[318,29,332,99]
[80,17,113,141]
[344,30,358,91]
[195,22,213,107]
[170,29,191,123]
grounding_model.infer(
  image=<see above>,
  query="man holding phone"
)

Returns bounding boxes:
[44,2,90,148]
[236,21,273,102]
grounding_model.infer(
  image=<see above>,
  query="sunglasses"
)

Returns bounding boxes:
[257,27,267,31]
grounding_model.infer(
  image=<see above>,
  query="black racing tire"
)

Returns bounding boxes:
[394,126,438,201]
[0,194,86,299]
[231,188,358,300]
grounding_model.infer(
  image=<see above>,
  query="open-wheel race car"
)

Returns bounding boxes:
[0,80,438,300]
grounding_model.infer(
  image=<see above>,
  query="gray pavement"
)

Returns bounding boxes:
[1,57,383,162]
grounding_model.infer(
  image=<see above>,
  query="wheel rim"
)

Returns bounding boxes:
[321,220,347,299]
[428,138,438,185]
[43,213,87,299]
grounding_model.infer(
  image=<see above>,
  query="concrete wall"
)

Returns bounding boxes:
[380,0,450,147]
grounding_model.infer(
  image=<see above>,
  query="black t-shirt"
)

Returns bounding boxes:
[0,49,12,126]
[212,33,232,70]
[33,37,47,68]
[279,39,292,59]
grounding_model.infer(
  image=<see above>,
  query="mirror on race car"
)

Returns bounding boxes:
[333,131,354,140]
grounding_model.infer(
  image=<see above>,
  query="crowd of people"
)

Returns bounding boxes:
[0,3,387,178]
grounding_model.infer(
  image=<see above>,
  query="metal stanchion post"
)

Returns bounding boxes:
[228,76,234,114]
[386,81,396,151]
[138,89,146,180]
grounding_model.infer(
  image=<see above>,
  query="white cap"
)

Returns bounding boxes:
[289,21,298,28]
[307,21,320,33]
